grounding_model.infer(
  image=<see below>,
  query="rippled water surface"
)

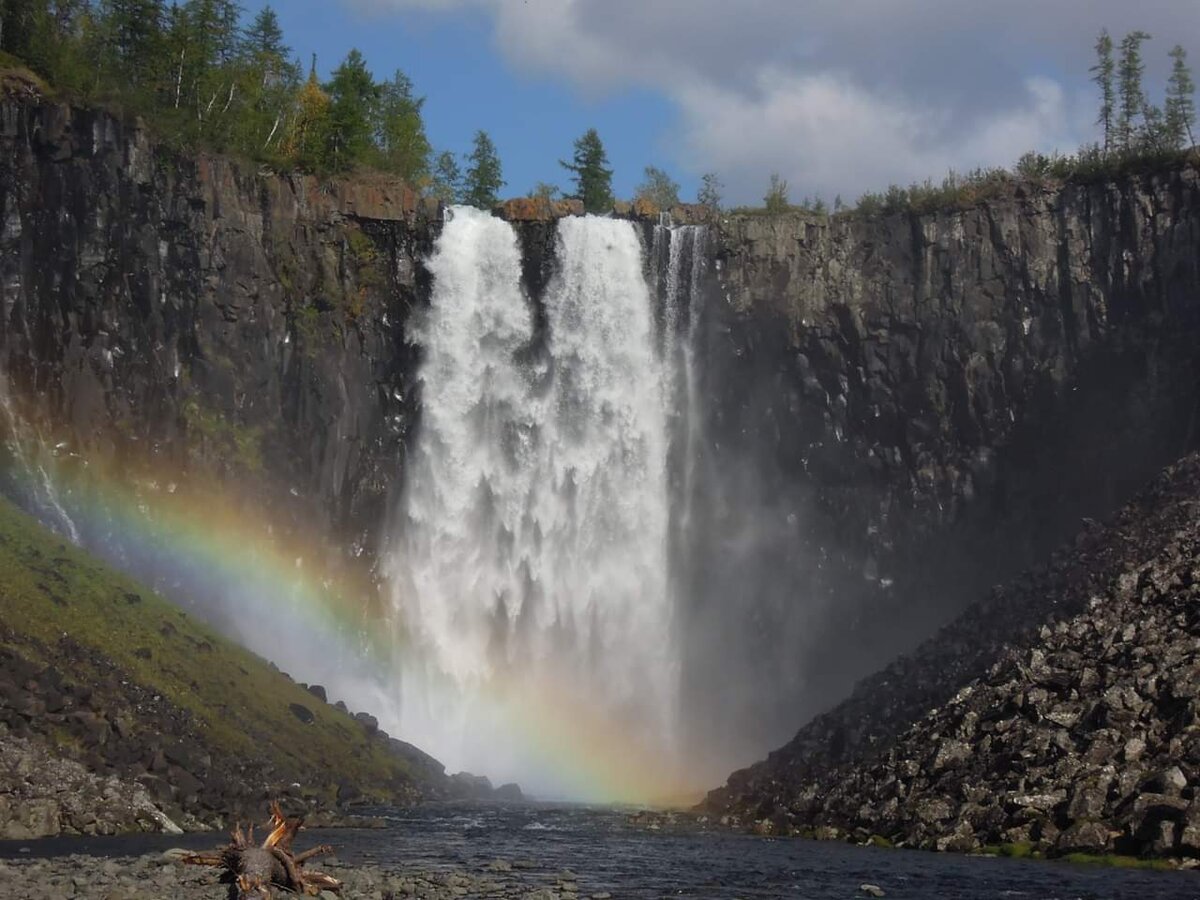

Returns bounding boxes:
[2,803,1197,899]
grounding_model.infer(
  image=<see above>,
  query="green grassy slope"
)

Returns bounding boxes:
[0,496,434,810]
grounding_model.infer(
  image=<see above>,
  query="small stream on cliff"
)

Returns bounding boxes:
[2,803,1196,899]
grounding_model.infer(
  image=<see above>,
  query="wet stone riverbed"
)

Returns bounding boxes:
[0,802,1197,899]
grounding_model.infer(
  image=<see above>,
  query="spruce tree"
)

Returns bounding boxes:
[462,129,503,209]
[430,150,462,205]
[561,127,613,213]
[1091,29,1116,152]
[98,0,166,91]
[325,48,378,172]
[1165,45,1196,149]
[1117,30,1152,152]
[375,70,431,183]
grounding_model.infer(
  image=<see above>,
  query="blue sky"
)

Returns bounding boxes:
[244,1,1200,205]
[242,1,695,202]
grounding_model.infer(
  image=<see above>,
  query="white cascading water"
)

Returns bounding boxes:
[389,207,703,797]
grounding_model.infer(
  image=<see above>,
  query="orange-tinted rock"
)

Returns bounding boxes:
[495,197,555,221]
[632,197,659,218]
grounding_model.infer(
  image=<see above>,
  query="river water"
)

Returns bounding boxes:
[2,803,1196,899]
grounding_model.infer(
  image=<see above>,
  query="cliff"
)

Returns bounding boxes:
[0,96,438,562]
[689,167,1200,749]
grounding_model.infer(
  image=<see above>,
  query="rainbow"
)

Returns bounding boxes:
[0,390,705,805]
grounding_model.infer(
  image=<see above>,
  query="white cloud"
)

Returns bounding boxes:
[347,0,1200,202]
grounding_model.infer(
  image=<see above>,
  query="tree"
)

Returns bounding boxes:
[374,70,430,182]
[238,5,300,156]
[561,127,613,213]
[461,129,504,208]
[429,149,461,205]
[697,171,722,211]
[1091,29,1116,152]
[97,0,166,91]
[281,60,331,171]
[1117,30,1152,152]
[528,181,559,201]
[325,48,378,172]
[634,165,680,208]
[1166,44,1196,149]
[763,173,789,213]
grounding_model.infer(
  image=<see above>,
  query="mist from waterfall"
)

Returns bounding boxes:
[388,208,710,797]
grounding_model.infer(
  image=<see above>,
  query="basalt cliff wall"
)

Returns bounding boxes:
[692,168,1200,748]
[0,97,437,565]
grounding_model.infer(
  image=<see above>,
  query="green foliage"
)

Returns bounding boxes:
[528,181,559,201]
[1091,29,1116,151]
[763,172,790,213]
[374,70,431,182]
[697,171,723,211]
[0,3,434,180]
[1166,45,1196,148]
[635,164,680,208]
[182,396,264,473]
[1117,30,1151,152]
[430,149,461,205]
[324,48,378,172]
[561,127,613,213]
[462,129,504,209]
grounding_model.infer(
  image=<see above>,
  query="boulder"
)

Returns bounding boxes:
[306,684,327,703]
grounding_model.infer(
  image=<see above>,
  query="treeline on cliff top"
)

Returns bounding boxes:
[750,29,1198,218]
[0,7,1195,218]
[0,0,702,214]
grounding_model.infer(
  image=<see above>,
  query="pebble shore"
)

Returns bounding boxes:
[0,851,613,899]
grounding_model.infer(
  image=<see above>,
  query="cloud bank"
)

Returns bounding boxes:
[348,0,1200,203]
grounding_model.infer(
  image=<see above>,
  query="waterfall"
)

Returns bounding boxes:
[389,208,702,797]
[0,375,81,543]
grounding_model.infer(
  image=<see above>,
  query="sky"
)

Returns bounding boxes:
[244,0,1200,206]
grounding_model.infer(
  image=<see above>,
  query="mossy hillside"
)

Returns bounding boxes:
[0,496,419,802]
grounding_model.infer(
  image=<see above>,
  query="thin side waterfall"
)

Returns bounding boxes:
[388,208,706,797]
[0,374,80,543]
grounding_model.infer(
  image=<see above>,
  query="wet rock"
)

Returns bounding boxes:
[288,702,315,725]
[859,884,886,897]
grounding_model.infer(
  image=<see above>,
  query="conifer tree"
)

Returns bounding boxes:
[1091,29,1116,152]
[375,70,430,182]
[103,0,166,80]
[325,48,377,172]
[430,149,462,205]
[1166,44,1196,149]
[1117,30,1152,152]
[462,129,503,209]
[561,128,613,213]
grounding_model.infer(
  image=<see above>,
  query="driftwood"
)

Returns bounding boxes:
[184,803,342,898]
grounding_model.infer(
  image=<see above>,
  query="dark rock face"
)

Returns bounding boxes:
[689,170,1200,752]
[0,98,437,567]
[704,452,1200,858]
